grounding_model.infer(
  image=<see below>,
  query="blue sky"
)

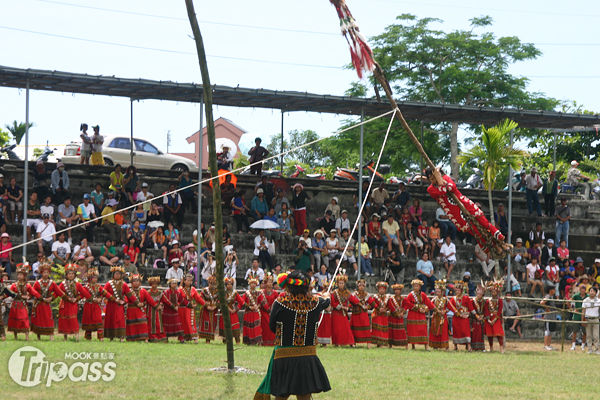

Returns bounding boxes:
[1,0,598,155]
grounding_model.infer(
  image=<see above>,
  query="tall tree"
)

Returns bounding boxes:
[365,14,557,178]
[266,129,327,169]
[5,121,35,145]
[184,0,234,370]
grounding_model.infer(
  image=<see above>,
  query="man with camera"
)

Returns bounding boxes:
[385,251,404,289]
[294,239,314,272]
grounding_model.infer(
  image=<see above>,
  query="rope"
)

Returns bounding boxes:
[11,109,396,254]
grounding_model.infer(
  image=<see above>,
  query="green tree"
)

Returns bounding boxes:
[458,119,526,222]
[0,128,11,149]
[266,129,327,170]
[363,14,558,178]
[4,120,35,145]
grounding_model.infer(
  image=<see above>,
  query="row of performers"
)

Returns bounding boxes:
[0,262,280,345]
[320,275,506,352]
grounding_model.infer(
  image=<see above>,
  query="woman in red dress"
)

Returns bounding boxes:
[484,279,505,353]
[0,268,16,340]
[387,283,408,349]
[470,285,486,351]
[147,276,171,343]
[331,272,359,346]
[178,274,206,343]
[163,278,188,343]
[371,282,390,348]
[242,273,265,345]
[350,279,375,347]
[448,280,473,351]
[429,280,451,350]
[260,273,278,346]
[9,263,41,341]
[58,264,91,341]
[82,268,112,341]
[403,279,435,350]
[317,279,332,346]
[199,275,218,343]
[31,260,65,340]
[126,274,157,342]
[220,276,244,343]
[103,266,136,342]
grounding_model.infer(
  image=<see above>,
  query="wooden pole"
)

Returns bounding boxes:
[184,0,234,370]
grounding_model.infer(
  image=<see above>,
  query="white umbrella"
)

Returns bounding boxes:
[211,137,237,155]
[147,221,164,229]
[250,220,280,230]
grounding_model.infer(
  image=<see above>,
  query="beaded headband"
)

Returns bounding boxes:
[64,263,79,273]
[167,278,180,285]
[147,276,161,284]
[391,284,404,291]
[434,279,447,290]
[224,277,235,285]
[411,279,423,286]
[16,261,31,275]
[376,281,389,289]
[277,272,309,290]
[87,267,99,277]
[110,265,125,273]
[453,280,465,291]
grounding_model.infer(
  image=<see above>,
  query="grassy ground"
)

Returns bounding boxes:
[1,336,599,400]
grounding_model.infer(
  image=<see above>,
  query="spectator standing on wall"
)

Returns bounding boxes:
[79,123,92,164]
[542,170,558,217]
[50,162,70,206]
[290,183,310,236]
[178,169,196,214]
[525,167,543,216]
[163,184,184,228]
[90,125,104,166]
[555,197,571,248]
[248,137,269,175]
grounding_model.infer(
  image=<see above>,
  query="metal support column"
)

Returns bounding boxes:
[280,112,284,174]
[22,79,30,260]
[507,129,514,291]
[357,108,364,280]
[197,94,204,289]
[130,99,134,166]
[553,131,557,171]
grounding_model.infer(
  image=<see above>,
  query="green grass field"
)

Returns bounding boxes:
[1,338,598,400]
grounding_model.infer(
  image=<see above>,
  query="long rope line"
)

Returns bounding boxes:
[12,109,397,255]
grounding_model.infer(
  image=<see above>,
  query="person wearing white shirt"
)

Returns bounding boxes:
[200,251,216,287]
[77,194,97,244]
[36,213,56,255]
[224,251,238,290]
[245,258,265,283]
[582,286,600,354]
[335,210,351,237]
[39,195,55,225]
[525,167,543,216]
[72,238,94,264]
[253,230,273,271]
[136,183,154,212]
[165,258,185,282]
[439,236,456,279]
[51,232,71,265]
[475,243,495,278]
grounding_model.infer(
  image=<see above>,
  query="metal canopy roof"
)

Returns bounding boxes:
[1,65,598,129]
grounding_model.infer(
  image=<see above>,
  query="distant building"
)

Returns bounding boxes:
[172,117,247,168]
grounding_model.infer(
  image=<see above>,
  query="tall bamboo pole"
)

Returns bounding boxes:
[184,0,234,370]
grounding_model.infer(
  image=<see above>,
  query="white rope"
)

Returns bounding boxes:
[12,109,397,254]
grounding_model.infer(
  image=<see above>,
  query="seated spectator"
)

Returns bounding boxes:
[279,202,295,231]
[151,225,169,261]
[165,258,184,283]
[325,196,340,221]
[544,257,560,294]
[573,257,586,277]
[529,222,545,245]
[168,240,184,264]
[527,240,541,264]
[271,188,289,215]
[178,168,196,214]
[250,188,268,220]
[428,220,442,259]
[123,165,140,206]
[122,256,138,282]
[231,190,251,233]
[182,243,198,275]
[417,219,429,255]
[408,199,423,227]
[128,220,147,266]
[353,180,371,220]
[416,252,436,294]
[339,229,357,275]
[526,258,544,296]
[33,160,51,201]
[73,238,94,265]
[101,199,120,245]
[382,214,405,257]
[367,213,384,258]
[163,183,184,228]
[541,238,558,266]
[589,258,600,282]
[299,229,312,249]
[109,164,126,203]
[277,210,293,253]
[31,252,44,280]
[463,271,476,296]
[165,221,180,246]
[559,258,576,298]
[357,235,374,277]
[312,229,328,269]
[404,221,423,259]
[392,181,410,218]
[217,145,234,170]
[7,177,24,223]
[255,175,275,206]
[39,195,55,226]
[245,258,265,282]
[335,210,351,238]
[264,208,281,250]
[253,229,273,271]
[475,243,495,278]
[131,202,147,230]
[440,236,457,279]
[325,229,341,269]
[435,207,457,241]
[90,183,104,217]
[123,236,141,266]
[511,238,528,281]
[494,203,509,239]
[318,210,336,238]
[293,240,313,272]
[50,163,70,208]
[314,264,332,290]
[99,238,119,266]
[222,225,233,255]
[77,194,96,244]
[36,213,56,255]
[0,232,13,277]
[25,192,41,242]
[50,232,71,266]
[371,182,389,214]
[56,197,79,246]
[556,239,569,263]
[220,174,236,212]
[504,292,523,338]
[136,183,154,212]
[400,207,411,226]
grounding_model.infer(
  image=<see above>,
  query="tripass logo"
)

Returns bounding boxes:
[8,346,116,387]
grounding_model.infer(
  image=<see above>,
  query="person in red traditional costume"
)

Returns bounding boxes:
[425,168,506,254]
[146,276,171,343]
[350,278,375,347]
[199,275,218,343]
[317,279,332,347]
[470,284,486,351]
[163,278,188,343]
[82,267,112,341]
[220,276,244,344]
[429,279,451,350]
[126,274,157,342]
[0,267,17,340]
[448,280,473,351]
[31,259,65,341]
[387,283,408,349]
[371,281,390,348]
[403,279,434,350]
[260,272,278,346]
[484,278,505,353]
[243,273,265,345]
[57,263,91,341]
[178,273,206,343]
[103,266,137,342]
[8,262,41,340]
[331,271,359,347]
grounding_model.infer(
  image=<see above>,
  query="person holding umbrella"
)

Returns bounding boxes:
[253,229,273,271]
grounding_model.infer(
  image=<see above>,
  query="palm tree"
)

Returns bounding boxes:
[458,119,526,223]
[4,120,35,145]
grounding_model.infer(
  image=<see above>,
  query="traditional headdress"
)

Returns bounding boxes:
[335,269,348,282]
[453,280,465,291]
[224,276,235,285]
[207,275,217,286]
[16,259,31,275]
[391,284,404,291]
[263,272,274,283]
[476,285,485,294]
[321,279,331,289]
[147,276,161,285]
[247,272,260,285]
[110,265,125,274]
[167,278,180,285]
[486,278,505,292]
[411,279,424,286]
[276,272,309,290]
[38,259,53,273]
[130,274,144,282]
[376,281,389,289]
[87,267,99,277]
[183,273,194,282]
[356,278,366,285]
[434,279,447,291]
[64,263,79,273]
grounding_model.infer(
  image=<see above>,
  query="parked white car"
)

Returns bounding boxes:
[61,135,198,172]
